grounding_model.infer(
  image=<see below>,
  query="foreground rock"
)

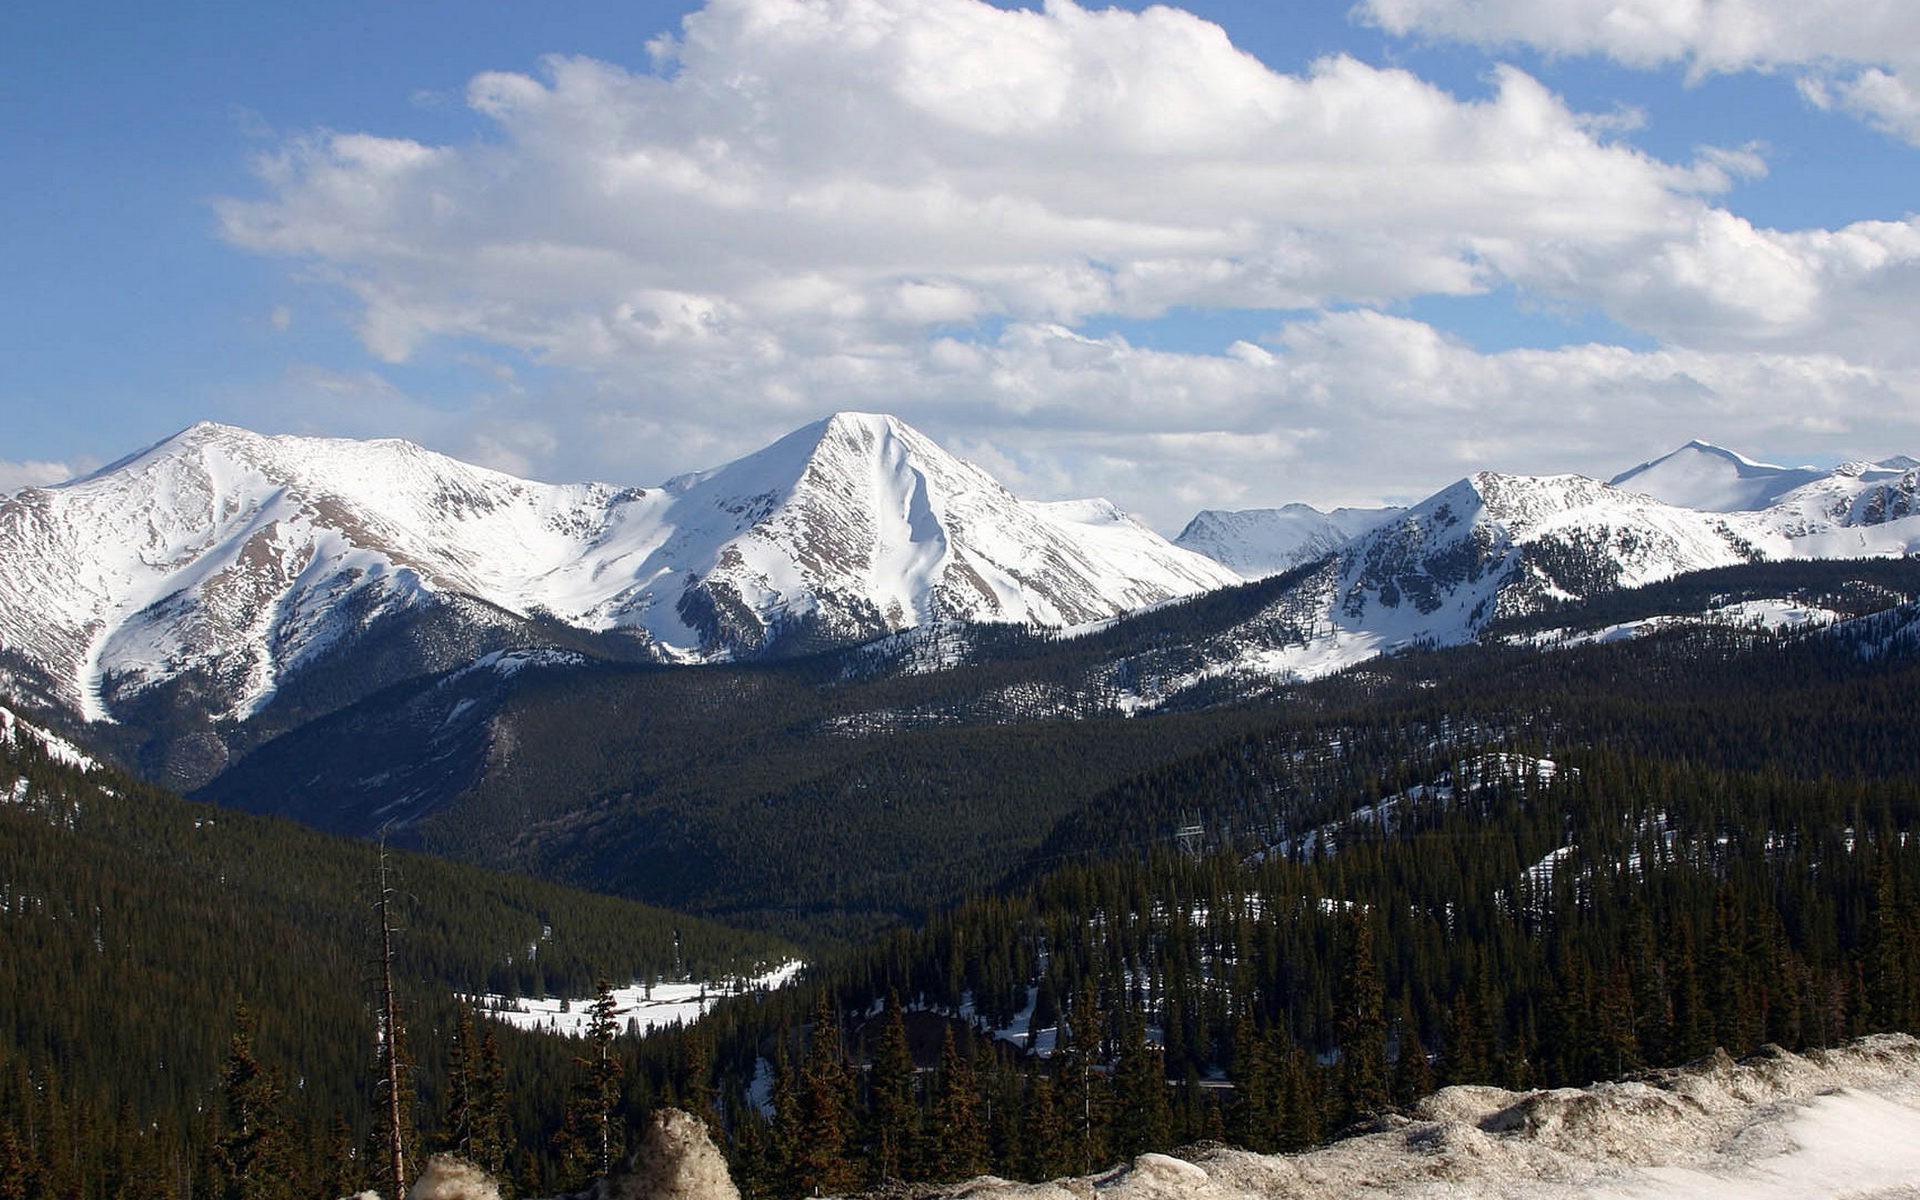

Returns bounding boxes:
[876,1035,1920,1200]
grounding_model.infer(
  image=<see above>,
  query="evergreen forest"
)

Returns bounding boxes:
[3,558,1920,1198]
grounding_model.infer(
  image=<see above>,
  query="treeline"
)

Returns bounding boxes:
[0,720,791,1199]
[656,750,1920,1193]
[202,557,1920,945]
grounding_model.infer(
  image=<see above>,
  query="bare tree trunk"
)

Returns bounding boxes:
[378,837,409,1200]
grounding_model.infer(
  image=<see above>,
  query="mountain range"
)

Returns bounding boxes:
[1,418,1916,797]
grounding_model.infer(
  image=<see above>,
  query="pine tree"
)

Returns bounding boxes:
[1057,979,1108,1176]
[681,1027,717,1129]
[560,979,626,1185]
[929,1026,987,1182]
[1441,978,1491,1086]
[1019,1074,1070,1182]
[1227,1011,1276,1151]
[440,1006,480,1158]
[788,995,856,1196]
[0,1125,30,1200]
[471,1029,510,1178]
[318,1113,364,1200]
[1337,915,1389,1122]
[867,997,918,1183]
[1391,995,1435,1105]
[214,1002,289,1200]
[1110,1007,1170,1159]
[371,840,418,1200]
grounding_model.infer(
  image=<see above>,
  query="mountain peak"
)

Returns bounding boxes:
[1609,441,1824,512]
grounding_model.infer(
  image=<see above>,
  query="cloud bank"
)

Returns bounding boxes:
[216,0,1920,528]
[1359,0,1920,145]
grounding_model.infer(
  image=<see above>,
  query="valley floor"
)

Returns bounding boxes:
[886,1034,1920,1200]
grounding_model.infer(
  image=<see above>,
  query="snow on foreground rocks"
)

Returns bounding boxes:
[370,1109,738,1200]
[892,1035,1920,1200]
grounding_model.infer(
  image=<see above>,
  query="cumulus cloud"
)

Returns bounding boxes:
[217,0,1767,360]
[212,0,1920,526]
[0,459,83,494]
[333,310,1907,532]
[898,311,1918,526]
[1358,0,1920,144]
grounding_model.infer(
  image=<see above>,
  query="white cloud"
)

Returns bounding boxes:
[914,311,1917,526]
[211,0,1920,527]
[1358,0,1920,144]
[0,459,82,494]
[218,0,1737,364]
[1801,68,1920,147]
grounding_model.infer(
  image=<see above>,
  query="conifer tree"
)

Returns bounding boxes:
[1276,1039,1323,1151]
[1441,978,1491,1086]
[560,980,626,1184]
[789,995,856,1196]
[371,840,417,1200]
[471,1029,510,1178]
[1019,1074,1070,1182]
[1227,1011,1276,1151]
[440,1006,481,1159]
[867,997,918,1183]
[1110,1007,1171,1158]
[1337,915,1390,1122]
[929,1026,987,1182]
[679,1021,718,1121]
[1057,979,1108,1176]
[1391,995,1435,1105]
[0,1126,29,1200]
[318,1114,364,1200]
[214,1002,289,1200]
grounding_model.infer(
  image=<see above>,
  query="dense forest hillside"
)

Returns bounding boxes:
[0,713,792,1197]
[7,557,1920,1198]
[666,745,1920,1195]
[205,558,1920,942]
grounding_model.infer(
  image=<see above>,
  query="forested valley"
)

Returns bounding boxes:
[4,559,1919,1198]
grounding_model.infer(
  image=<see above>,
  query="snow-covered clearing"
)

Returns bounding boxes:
[917,1035,1920,1200]
[0,704,97,772]
[1507,598,1841,650]
[463,961,803,1038]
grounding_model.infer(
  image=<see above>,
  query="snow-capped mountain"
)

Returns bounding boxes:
[0,414,1237,729]
[1609,441,1829,511]
[1173,504,1401,579]
[1104,449,1920,709]
[1103,470,1786,701]
[1610,441,1920,550]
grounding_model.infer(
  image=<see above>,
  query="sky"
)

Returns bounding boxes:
[6,0,1920,532]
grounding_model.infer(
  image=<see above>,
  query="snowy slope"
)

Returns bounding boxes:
[1101,471,1783,703]
[0,704,98,774]
[0,415,1236,723]
[1099,452,1920,711]
[939,1035,1920,1200]
[1610,441,1827,511]
[1612,441,1920,555]
[1174,504,1401,579]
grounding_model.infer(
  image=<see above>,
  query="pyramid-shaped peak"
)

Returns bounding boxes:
[819,410,906,438]
[1610,440,1825,512]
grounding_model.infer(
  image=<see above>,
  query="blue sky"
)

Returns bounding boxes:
[6,0,1920,530]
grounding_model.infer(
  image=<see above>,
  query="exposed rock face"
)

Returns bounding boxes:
[605,1109,741,1200]
[406,1155,502,1200]
[864,1035,1920,1200]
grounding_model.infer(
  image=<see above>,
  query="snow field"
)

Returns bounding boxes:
[462,961,804,1039]
[932,1036,1920,1200]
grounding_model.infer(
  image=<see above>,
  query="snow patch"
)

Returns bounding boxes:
[0,705,97,772]
[464,961,803,1039]
[946,1036,1920,1200]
